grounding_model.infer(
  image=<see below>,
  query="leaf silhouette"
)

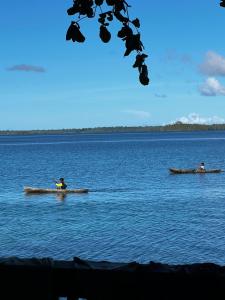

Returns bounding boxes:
[139,65,149,86]
[95,0,104,5]
[66,22,85,43]
[99,25,111,43]
[131,18,140,28]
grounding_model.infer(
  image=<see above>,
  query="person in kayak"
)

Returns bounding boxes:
[55,178,67,190]
[198,162,205,171]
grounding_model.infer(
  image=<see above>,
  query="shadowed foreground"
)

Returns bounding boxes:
[1,257,225,299]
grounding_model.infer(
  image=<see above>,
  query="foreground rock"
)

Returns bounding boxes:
[0,257,225,299]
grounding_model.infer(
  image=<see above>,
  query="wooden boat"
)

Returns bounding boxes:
[24,186,89,194]
[169,168,222,174]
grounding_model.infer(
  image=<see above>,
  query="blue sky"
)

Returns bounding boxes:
[1,0,225,130]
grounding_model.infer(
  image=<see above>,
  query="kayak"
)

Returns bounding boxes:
[24,186,89,194]
[169,168,222,174]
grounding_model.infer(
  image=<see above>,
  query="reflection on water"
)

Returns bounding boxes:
[25,192,68,201]
[56,193,67,201]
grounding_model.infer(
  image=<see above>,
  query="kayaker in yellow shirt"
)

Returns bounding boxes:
[55,178,67,190]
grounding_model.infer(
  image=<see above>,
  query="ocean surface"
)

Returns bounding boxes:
[1,131,225,265]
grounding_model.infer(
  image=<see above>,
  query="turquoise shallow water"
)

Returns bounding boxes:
[1,131,225,264]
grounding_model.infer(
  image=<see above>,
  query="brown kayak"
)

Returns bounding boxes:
[24,186,89,194]
[169,168,222,174]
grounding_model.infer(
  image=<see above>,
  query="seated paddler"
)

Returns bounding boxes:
[197,162,205,172]
[55,178,67,190]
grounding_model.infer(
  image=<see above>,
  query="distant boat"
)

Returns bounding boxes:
[169,168,222,174]
[24,186,89,194]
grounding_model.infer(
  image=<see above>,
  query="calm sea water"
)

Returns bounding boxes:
[1,131,225,265]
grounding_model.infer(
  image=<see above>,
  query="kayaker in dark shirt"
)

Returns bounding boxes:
[55,178,67,190]
[198,162,205,172]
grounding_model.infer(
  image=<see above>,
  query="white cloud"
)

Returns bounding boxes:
[175,113,225,125]
[199,77,225,96]
[123,110,151,119]
[199,51,225,76]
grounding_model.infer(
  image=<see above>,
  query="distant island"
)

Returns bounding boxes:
[1,122,225,135]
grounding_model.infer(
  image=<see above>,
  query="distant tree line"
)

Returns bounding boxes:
[1,123,225,135]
